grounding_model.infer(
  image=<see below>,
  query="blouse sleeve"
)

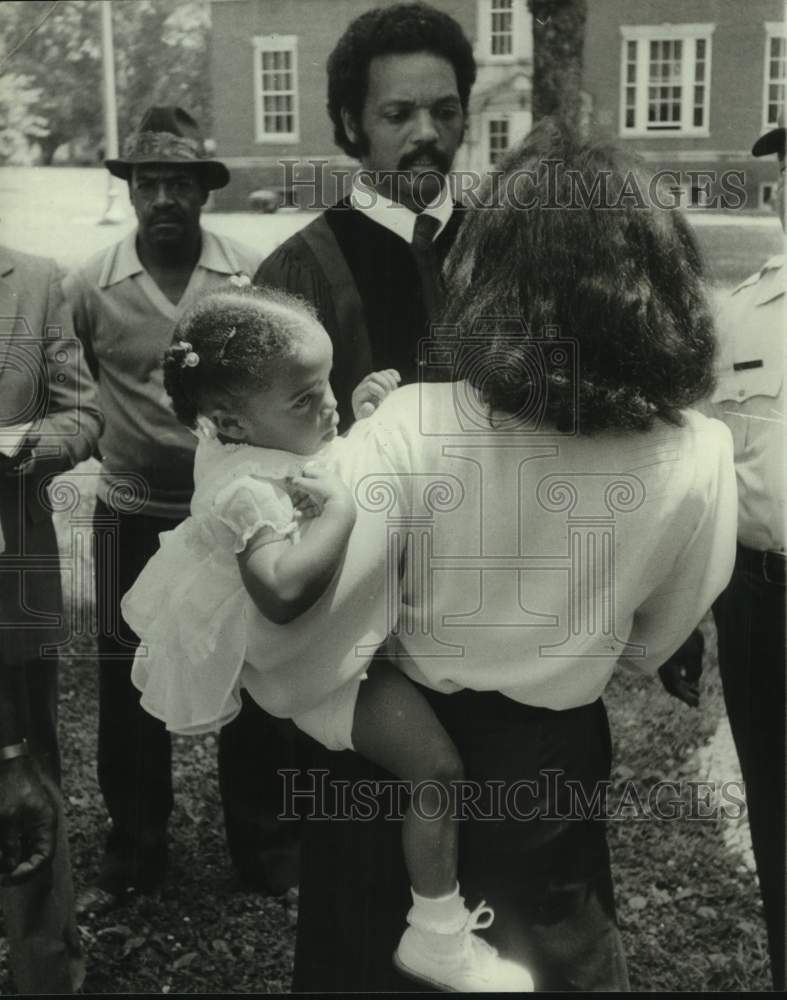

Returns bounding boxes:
[618,415,737,674]
[212,475,297,554]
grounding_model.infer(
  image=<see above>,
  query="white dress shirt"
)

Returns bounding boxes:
[350,174,455,243]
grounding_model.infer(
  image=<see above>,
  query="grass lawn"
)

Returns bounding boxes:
[691,219,784,289]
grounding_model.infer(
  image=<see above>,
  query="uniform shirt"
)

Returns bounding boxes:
[705,256,785,552]
[64,229,261,518]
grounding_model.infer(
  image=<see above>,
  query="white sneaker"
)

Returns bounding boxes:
[393,900,535,992]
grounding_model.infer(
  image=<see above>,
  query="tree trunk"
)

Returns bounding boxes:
[37,133,63,166]
[528,0,588,131]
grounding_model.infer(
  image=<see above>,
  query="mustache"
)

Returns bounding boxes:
[398,147,452,173]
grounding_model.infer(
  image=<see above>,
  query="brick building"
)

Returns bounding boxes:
[585,0,786,210]
[209,0,785,211]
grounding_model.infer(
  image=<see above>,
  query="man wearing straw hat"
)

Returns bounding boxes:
[64,107,296,905]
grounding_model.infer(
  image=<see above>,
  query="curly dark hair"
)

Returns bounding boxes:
[440,119,717,435]
[162,286,319,428]
[327,2,476,158]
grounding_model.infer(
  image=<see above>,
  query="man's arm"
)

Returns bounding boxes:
[36,265,103,466]
[8,265,103,478]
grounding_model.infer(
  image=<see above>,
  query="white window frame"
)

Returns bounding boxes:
[478,0,526,62]
[760,181,776,208]
[482,110,531,169]
[762,22,786,132]
[253,35,299,144]
[619,23,714,138]
[486,116,511,167]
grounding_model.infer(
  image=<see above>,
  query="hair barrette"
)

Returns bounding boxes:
[176,340,200,368]
[216,326,237,362]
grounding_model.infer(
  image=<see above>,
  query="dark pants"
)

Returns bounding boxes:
[0,658,84,993]
[293,678,628,991]
[713,545,786,991]
[94,499,299,893]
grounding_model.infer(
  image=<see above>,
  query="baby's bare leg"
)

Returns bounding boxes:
[351,660,463,898]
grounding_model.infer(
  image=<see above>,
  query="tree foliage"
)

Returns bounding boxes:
[528,0,587,131]
[0,72,49,165]
[0,0,210,165]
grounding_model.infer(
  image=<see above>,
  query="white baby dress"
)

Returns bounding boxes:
[122,419,393,750]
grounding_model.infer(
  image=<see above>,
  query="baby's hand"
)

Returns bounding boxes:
[352,369,401,420]
[288,462,355,519]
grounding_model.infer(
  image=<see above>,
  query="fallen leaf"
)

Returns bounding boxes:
[121,936,147,958]
[173,951,198,971]
[628,895,647,911]
[696,906,717,920]
[212,939,233,958]
[96,924,133,939]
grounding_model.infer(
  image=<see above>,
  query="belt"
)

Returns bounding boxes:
[737,544,786,586]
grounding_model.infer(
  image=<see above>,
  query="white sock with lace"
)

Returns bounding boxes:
[408,883,468,936]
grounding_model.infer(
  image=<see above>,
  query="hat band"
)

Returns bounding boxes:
[122,131,204,161]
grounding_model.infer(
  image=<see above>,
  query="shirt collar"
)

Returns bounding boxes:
[350,174,454,244]
[755,255,786,307]
[98,228,244,289]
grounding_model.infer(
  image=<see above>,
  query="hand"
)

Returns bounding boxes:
[289,484,321,521]
[0,439,63,478]
[658,629,704,708]
[288,462,355,519]
[0,440,37,477]
[352,369,401,420]
[0,757,57,883]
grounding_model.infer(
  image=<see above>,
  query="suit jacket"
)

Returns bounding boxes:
[0,247,103,662]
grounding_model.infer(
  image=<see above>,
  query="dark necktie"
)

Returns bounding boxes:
[410,213,444,322]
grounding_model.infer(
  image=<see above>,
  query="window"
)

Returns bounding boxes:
[491,0,514,56]
[488,118,510,165]
[253,35,298,143]
[763,23,786,130]
[484,111,530,168]
[620,24,714,136]
[480,0,528,60]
